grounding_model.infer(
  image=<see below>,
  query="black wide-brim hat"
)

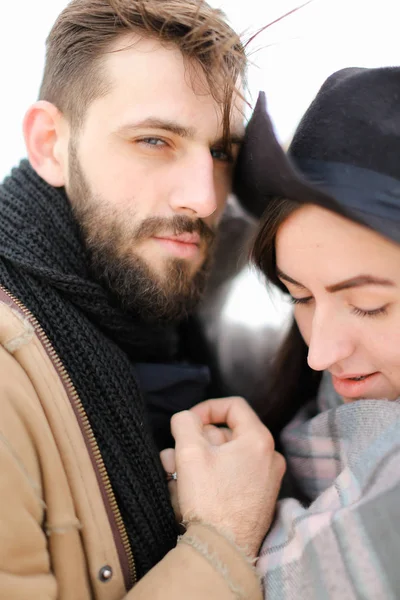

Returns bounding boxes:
[234,67,400,245]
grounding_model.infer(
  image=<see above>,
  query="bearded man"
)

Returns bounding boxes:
[0,1,282,599]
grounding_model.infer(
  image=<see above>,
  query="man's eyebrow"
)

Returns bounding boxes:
[116,118,196,138]
[117,117,244,145]
[277,269,395,293]
[212,133,244,147]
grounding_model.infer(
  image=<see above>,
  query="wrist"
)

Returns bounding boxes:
[179,522,262,600]
[183,518,259,562]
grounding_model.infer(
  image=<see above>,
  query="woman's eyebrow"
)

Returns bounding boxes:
[277,269,395,293]
[276,268,306,288]
[326,275,395,293]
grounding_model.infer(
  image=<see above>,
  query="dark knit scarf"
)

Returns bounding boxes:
[0,160,179,582]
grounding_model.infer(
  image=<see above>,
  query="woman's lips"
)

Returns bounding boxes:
[331,372,380,399]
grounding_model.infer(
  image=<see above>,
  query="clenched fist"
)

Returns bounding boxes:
[161,396,286,558]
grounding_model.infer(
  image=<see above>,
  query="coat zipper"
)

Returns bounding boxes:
[0,284,137,589]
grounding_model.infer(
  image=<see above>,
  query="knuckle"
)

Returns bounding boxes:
[274,452,287,477]
[254,430,275,455]
[229,395,247,405]
[177,444,203,465]
[171,410,191,427]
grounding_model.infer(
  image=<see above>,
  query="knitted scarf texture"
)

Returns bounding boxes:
[0,160,179,581]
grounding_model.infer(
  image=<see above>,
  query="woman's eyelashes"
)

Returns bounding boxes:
[289,296,312,305]
[350,304,389,318]
[289,295,389,318]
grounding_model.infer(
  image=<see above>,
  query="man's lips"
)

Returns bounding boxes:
[151,232,202,260]
[154,232,201,245]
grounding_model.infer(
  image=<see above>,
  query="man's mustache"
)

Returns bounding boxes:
[133,215,216,246]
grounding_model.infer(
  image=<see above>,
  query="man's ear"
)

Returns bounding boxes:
[23,101,69,188]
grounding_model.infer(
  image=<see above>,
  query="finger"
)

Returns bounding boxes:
[203,425,233,446]
[171,410,206,448]
[160,448,176,474]
[171,492,182,523]
[191,397,266,438]
[160,450,181,522]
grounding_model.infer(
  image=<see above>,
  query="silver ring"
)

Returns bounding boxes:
[166,471,177,482]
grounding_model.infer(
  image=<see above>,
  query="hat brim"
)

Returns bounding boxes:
[234,92,400,245]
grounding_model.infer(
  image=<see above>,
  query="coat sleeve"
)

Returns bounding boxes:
[0,431,262,600]
[126,523,263,600]
[0,433,58,599]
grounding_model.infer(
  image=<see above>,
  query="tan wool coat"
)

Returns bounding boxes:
[0,287,262,600]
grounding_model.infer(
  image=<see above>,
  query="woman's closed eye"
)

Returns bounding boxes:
[290,295,389,318]
[290,295,313,305]
[351,304,389,318]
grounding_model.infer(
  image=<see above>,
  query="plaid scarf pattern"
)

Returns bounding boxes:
[259,373,400,599]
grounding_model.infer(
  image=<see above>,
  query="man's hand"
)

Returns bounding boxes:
[161,397,286,558]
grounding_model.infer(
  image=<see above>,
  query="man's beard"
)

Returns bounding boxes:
[67,143,216,323]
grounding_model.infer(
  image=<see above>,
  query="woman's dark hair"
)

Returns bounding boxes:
[251,197,322,437]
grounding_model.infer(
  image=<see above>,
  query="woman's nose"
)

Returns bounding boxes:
[307,309,355,372]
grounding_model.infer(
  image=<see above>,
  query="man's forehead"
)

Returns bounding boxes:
[92,34,245,146]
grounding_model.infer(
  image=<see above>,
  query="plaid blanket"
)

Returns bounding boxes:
[258,373,400,599]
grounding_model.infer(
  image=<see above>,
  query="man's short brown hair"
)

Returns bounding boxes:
[39,0,246,143]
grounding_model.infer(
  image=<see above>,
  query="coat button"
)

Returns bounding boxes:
[99,566,113,582]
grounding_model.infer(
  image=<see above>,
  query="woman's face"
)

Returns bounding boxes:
[275,204,400,402]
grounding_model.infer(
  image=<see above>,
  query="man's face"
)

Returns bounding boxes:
[63,35,244,321]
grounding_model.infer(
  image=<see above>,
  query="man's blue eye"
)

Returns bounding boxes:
[139,138,166,147]
[211,148,231,162]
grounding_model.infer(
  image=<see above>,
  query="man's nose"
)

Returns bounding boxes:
[168,150,218,218]
[307,308,355,372]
